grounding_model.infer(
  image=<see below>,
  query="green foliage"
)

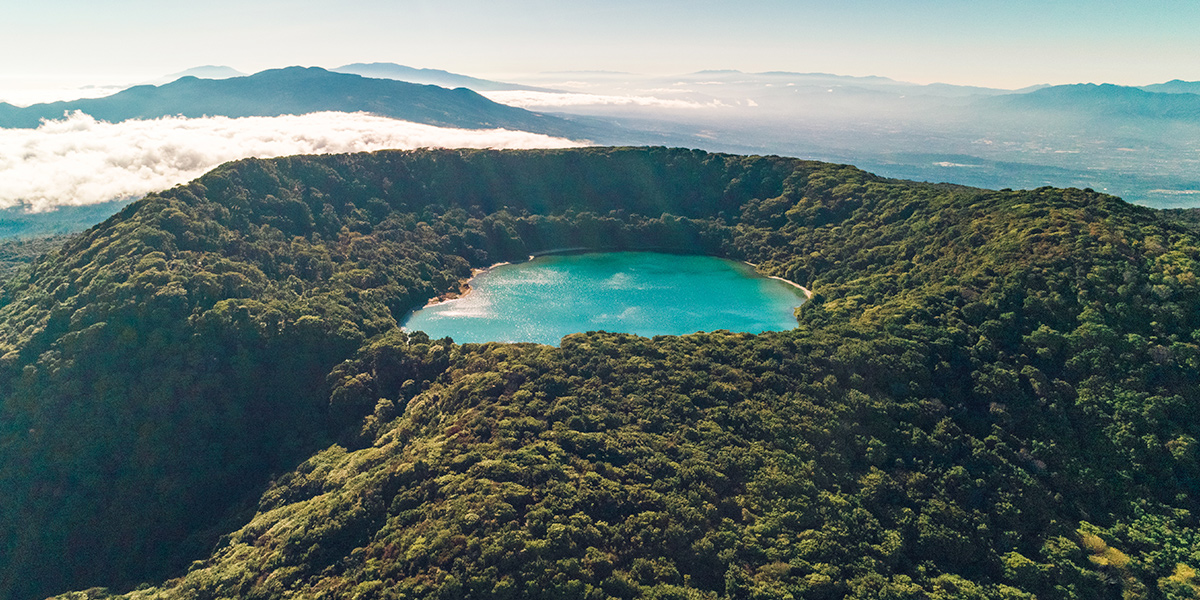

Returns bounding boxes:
[0,234,72,281]
[0,147,1197,600]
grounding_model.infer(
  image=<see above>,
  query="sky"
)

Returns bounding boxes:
[2,0,1199,92]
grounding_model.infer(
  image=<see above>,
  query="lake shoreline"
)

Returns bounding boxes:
[423,260,512,307]
[765,274,813,300]
[742,261,813,300]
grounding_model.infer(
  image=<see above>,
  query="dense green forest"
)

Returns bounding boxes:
[2,148,1199,600]
[0,235,72,281]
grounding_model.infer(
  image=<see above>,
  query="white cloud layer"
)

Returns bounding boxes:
[0,75,134,107]
[481,90,726,109]
[0,111,586,212]
[0,85,130,107]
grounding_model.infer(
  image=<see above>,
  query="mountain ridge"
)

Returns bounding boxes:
[333,62,554,92]
[0,66,587,138]
[144,65,247,86]
[1140,79,1200,94]
[984,82,1200,120]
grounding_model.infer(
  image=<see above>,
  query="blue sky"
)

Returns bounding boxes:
[3,0,1199,89]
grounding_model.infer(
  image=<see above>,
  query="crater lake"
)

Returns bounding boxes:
[402,251,809,346]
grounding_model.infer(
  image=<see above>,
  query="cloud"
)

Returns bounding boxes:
[0,77,132,107]
[481,90,726,109]
[0,111,586,212]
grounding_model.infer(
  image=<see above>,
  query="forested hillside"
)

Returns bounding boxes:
[0,235,71,281]
[1,148,1198,600]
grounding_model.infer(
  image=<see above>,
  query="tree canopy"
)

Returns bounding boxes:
[0,147,1197,600]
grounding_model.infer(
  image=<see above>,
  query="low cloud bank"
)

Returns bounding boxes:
[0,79,130,107]
[0,111,585,212]
[481,90,726,109]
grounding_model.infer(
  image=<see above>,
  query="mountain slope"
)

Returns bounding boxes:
[1,148,1198,600]
[0,67,586,138]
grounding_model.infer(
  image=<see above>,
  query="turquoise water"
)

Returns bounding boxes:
[403,252,806,346]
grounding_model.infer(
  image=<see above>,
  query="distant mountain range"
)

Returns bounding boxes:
[983,83,1200,120]
[0,67,586,137]
[1139,79,1200,94]
[675,69,1026,97]
[144,65,247,86]
[510,68,1052,104]
[332,62,552,92]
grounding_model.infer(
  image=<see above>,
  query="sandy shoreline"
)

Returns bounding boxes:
[765,274,813,300]
[422,260,512,307]
[743,261,812,300]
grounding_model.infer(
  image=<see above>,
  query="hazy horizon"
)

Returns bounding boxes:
[3,1,1198,93]
[0,61,1193,104]
[2,61,1193,110]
